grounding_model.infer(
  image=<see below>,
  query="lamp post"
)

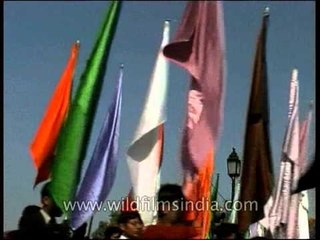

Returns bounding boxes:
[227,148,241,203]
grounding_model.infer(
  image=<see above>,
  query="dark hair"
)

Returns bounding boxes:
[40,181,63,217]
[40,182,52,199]
[157,184,186,219]
[215,223,238,237]
[157,184,185,203]
[117,211,143,225]
[104,226,122,238]
[213,211,226,223]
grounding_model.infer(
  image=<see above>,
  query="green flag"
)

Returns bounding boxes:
[48,1,122,216]
[208,173,220,239]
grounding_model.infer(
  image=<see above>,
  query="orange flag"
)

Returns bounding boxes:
[30,41,80,186]
[183,149,214,238]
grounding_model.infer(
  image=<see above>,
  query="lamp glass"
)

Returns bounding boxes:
[227,160,237,176]
[227,148,241,178]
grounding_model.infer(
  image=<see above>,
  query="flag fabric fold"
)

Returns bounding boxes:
[163,2,225,237]
[248,196,274,238]
[284,69,301,238]
[228,180,241,224]
[120,188,137,212]
[237,11,274,234]
[126,20,169,225]
[297,191,309,239]
[296,104,313,239]
[70,67,123,230]
[293,103,314,193]
[30,42,80,186]
[188,150,214,237]
[294,157,319,193]
[269,69,300,238]
[163,1,225,170]
[208,173,219,239]
[48,1,122,215]
[298,103,313,175]
[293,156,316,193]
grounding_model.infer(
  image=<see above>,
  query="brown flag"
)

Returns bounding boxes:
[237,10,274,233]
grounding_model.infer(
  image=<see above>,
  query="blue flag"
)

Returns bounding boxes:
[70,66,123,229]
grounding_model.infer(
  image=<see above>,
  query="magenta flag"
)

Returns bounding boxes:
[298,103,313,174]
[293,103,314,194]
[163,1,225,171]
[163,3,225,236]
[294,103,313,239]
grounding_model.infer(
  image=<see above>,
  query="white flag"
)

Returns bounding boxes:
[269,69,300,238]
[126,21,170,225]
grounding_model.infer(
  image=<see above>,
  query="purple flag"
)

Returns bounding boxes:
[70,66,123,229]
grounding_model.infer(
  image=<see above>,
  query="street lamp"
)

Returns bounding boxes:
[227,148,241,202]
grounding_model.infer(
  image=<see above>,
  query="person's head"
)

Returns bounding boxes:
[215,223,238,239]
[213,210,226,223]
[117,211,143,239]
[72,222,88,239]
[104,225,122,239]
[40,182,63,217]
[157,184,186,225]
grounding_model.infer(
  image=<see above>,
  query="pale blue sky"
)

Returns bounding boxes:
[4,1,315,232]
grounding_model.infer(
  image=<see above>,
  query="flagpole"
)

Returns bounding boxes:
[86,215,94,237]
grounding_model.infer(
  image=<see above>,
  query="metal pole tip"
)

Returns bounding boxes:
[309,100,314,108]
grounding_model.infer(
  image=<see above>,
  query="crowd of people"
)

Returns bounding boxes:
[4,183,241,239]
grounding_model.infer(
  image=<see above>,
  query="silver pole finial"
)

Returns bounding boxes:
[309,100,314,109]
